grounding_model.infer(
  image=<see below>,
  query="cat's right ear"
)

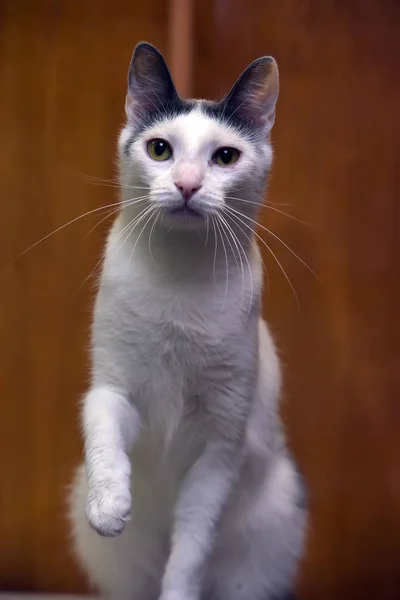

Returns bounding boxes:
[125,42,178,123]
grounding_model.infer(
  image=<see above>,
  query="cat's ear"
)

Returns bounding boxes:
[223,57,279,134]
[125,42,178,122]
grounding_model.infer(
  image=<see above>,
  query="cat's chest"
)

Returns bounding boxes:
[95,259,247,398]
[111,275,225,360]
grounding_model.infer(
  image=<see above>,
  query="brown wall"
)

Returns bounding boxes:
[194,1,400,599]
[1,0,400,598]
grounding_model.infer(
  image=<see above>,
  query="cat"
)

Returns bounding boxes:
[69,42,307,600]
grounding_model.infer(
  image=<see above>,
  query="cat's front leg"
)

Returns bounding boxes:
[83,385,140,537]
[159,428,245,600]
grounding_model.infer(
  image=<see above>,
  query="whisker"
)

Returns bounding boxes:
[204,214,210,248]
[217,214,239,268]
[225,208,298,304]
[221,212,257,313]
[226,205,320,284]
[77,171,153,190]
[224,195,293,208]
[128,206,158,266]
[76,204,153,293]
[16,194,153,260]
[215,217,229,305]
[85,197,147,238]
[225,195,310,225]
[211,217,218,284]
[223,211,270,294]
[218,213,248,311]
[148,209,161,268]
[84,206,124,239]
[76,172,120,184]
[83,181,128,190]
[112,205,154,258]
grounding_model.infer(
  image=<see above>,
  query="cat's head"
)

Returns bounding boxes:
[119,42,279,231]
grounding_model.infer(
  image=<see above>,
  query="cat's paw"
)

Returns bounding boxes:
[86,479,131,537]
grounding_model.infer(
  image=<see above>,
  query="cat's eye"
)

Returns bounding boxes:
[147,139,172,161]
[213,147,240,167]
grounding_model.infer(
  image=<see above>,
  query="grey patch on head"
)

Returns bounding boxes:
[123,98,197,157]
[201,99,262,141]
[124,43,274,155]
[124,42,198,155]
[270,593,297,600]
[200,55,277,141]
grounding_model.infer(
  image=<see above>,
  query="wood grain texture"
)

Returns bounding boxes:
[194,1,400,599]
[0,0,167,592]
[168,0,194,97]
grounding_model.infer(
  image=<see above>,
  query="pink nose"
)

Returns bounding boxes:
[175,181,202,202]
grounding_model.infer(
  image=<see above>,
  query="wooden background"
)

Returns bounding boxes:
[1,1,399,598]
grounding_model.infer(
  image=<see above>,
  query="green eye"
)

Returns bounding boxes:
[147,139,172,161]
[213,147,240,166]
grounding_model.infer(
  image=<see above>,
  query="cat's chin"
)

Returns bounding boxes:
[160,206,207,231]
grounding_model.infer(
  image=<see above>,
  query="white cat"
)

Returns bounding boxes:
[69,42,307,600]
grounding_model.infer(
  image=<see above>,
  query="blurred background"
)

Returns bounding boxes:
[1,0,400,599]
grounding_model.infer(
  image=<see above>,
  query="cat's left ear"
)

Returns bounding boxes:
[125,42,178,123]
[223,56,279,135]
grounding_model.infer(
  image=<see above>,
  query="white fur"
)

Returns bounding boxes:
[69,95,306,600]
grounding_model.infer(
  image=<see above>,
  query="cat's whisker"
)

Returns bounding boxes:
[77,172,120,183]
[226,205,320,284]
[224,195,293,208]
[84,206,122,239]
[204,214,210,248]
[216,214,240,270]
[76,204,154,293]
[225,208,298,304]
[121,194,153,205]
[84,181,129,190]
[220,213,255,316]
[16,194,154,260]
[84,180,168,193]
[128,205,159,266]
[77,171,152,190]
[112,206,153,258]
[85,198,148,239]
[16,202,123,259]
[214,217,229,306]
[148,209,161,269]
[225,195,309,224]
[211,217,218,285]
[223,211,270,295]
[218,213,247,307]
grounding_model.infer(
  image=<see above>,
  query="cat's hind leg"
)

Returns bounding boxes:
[205,455,307,600]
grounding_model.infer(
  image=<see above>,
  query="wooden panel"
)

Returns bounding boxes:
[0,0,167,592]
[194,1,400,599]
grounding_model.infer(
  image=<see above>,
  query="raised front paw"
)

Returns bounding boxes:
[86,479,131,537]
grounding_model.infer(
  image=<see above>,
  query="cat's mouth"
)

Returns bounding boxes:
[167,205,202,218]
